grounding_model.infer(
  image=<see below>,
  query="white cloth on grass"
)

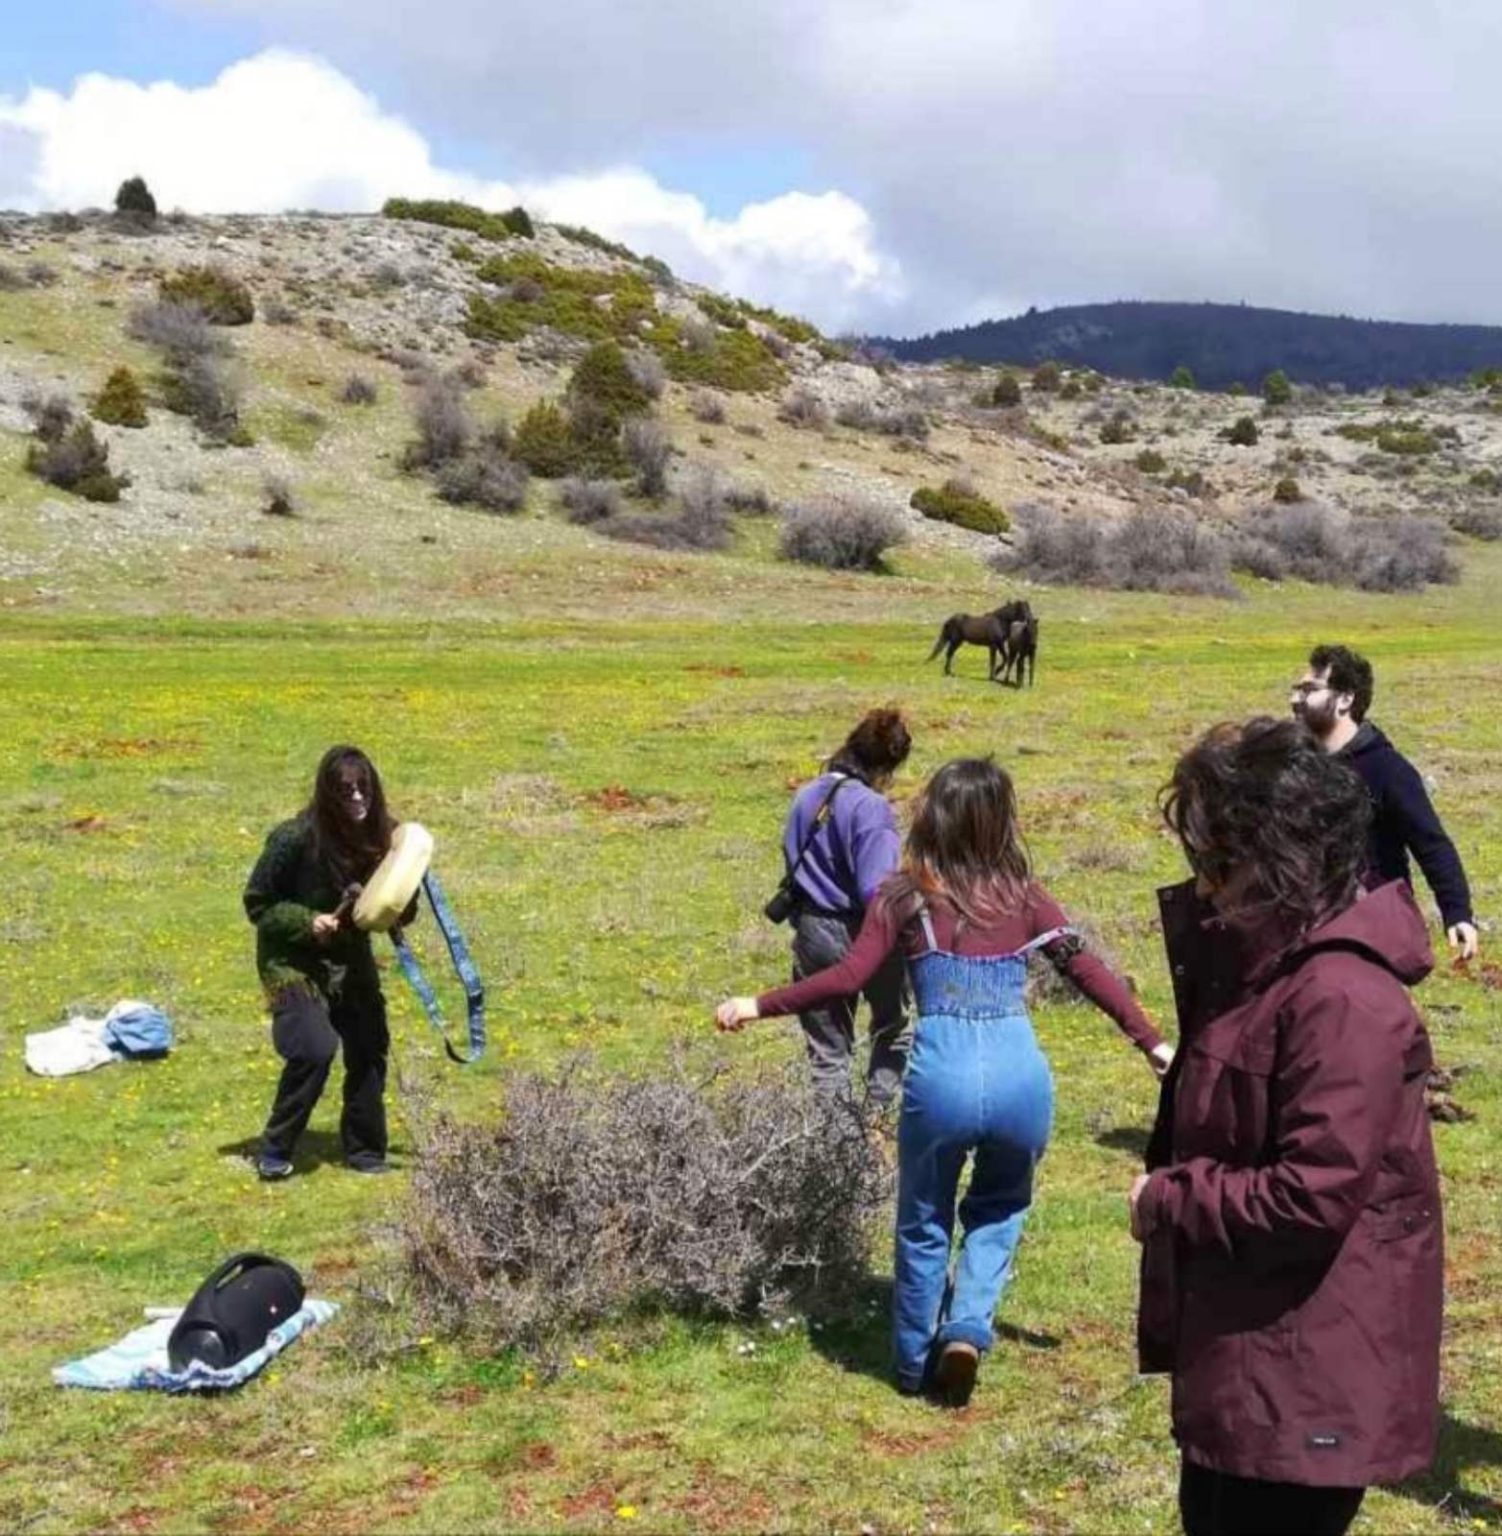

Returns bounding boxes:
[25,1000,172,1076]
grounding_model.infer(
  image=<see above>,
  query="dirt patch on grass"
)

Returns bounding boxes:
[1453,956,1502,991]
[666,1463,776,1531]
[63,813,111,834]
[582,785,704,829]
[861,1421,968,1458]
[49,736,202,761]
[684,663,746,678]
[558,1479,619,1521]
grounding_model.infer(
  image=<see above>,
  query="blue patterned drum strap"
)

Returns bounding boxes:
[390,869,486,1065]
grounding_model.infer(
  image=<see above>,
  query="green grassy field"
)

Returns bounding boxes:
[1,563,1499,1533]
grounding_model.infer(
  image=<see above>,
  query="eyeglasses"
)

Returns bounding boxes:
[1289,681,1330,698]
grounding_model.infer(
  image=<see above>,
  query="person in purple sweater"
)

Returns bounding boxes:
[774,708,914,1107]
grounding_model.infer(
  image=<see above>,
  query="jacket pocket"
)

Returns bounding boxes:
[1363,1190,1437,1243]
[1173,1017,1274,1162]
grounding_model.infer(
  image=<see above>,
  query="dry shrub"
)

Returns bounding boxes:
[341,373,378,405]
[0,263,26,292]
[778,387,829,429]
[780,496,908,571]
[725,482,775,516]
[625,348,667,400]
[434,438,529,513]
[399,1059,885,1353]
[690,390,726,424]
[1231,504,1459,592]
[596,467,732,552]
[160,352,244,440]
[128,300,227,361]
[22,391,74,443]
[403,375,471,469]
[992,504,1236,596]
[1451,505,1502,541]
[622,414,672,498]
[559,477,622,526]
[262,473,296,517]
[26,420,129,502]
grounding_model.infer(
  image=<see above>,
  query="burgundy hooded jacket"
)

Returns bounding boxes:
[1137,879,1443,1488]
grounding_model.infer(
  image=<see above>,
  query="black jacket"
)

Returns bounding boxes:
[1339,722,1472,928]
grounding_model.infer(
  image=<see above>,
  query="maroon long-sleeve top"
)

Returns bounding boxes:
[756,879,1164,1054]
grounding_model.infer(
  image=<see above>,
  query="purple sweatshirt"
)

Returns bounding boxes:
[782,772,901,915]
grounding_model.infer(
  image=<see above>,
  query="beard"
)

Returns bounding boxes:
[1294,695,1341,739]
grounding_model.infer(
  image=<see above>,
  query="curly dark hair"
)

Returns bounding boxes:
[828,707,912,784]
[1309,643,1374,722]
[305,744,396,890]
[1161,717,1370,928]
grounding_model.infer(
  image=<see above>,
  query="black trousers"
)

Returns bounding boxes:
[1180,1460,1365,1536]
[261,979,389,1166]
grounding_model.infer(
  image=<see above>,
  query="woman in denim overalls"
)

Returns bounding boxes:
[720,758,1169,1404]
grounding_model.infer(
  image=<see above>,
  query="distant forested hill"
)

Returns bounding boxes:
[878,301,1502,389]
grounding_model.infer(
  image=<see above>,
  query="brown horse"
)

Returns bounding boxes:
[927,600,1033,679]
[998,615,1040,687]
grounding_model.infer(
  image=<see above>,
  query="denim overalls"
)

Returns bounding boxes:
[892,910,1069,1389]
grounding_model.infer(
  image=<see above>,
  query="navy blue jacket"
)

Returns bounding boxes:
[1339,722,1472,928]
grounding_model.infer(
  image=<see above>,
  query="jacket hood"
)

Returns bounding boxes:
[1283,879,1434,987]
[1338,720,1390,760]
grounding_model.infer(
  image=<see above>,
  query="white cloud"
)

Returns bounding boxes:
[0,49,903,330]
[149,0,1502,332]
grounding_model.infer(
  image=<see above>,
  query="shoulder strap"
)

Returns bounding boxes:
[783,774,851,883]
[1016,924,1080,961]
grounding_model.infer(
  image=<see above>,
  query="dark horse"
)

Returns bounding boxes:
[998,615,1040,687]
[927,600,1034,680]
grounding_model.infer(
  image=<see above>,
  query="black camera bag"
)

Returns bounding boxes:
[167,1252,306,1371]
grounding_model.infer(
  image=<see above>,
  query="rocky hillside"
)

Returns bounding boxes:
[1,206,1498,621]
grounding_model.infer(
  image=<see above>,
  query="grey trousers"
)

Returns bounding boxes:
[791,909,911,1107]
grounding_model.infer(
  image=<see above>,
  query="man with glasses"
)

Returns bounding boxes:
[1292,643,1478,960]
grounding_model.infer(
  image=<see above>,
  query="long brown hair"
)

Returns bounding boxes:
[305,745,395,889]
[886,757,1031,929]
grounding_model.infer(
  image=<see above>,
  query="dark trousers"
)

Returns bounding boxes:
[261,981,389,1167]
[1179,1460,1364,1536]
[791,909,910,1107]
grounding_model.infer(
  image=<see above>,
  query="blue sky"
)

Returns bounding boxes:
[2,0,809,220]
[8,1,1502,333]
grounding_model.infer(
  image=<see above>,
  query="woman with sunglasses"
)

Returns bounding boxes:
[243,745,412,1180]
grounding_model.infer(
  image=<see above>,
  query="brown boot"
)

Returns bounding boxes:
[932,1340,980,1408]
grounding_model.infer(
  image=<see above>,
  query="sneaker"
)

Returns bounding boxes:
[256,1153,294,1181]
[932,1340,980,1408]
[345,1157,392,1175]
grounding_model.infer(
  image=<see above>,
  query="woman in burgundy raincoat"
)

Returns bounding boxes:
[1130,718,1443,1536]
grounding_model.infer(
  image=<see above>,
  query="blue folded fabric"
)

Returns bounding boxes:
[53,1299,337,1392]
[102,1001,173,1058]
